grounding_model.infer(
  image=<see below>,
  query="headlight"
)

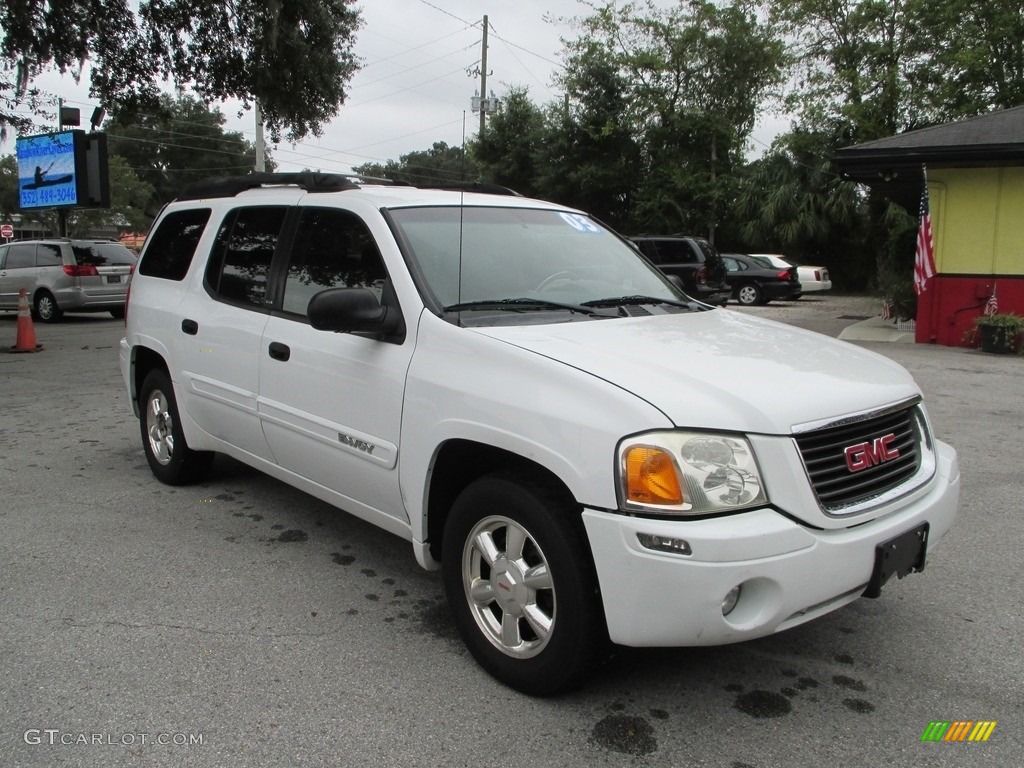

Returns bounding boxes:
[618,431,767,515]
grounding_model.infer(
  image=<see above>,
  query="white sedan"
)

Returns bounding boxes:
[749,253,832,295]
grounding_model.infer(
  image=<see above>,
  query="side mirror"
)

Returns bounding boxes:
[307,287,404,340]
[666,274,685,291]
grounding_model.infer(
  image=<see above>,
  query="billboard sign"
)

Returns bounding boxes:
[15,130,110,210]
[16,131,82,209]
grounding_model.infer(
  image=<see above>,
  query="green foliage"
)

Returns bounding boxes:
[105,96,268,218]
[735,129,868,286]
[0,154,18,215]
[968,313,1024,353]
[352,141,476,187]
[552,1,784,237]
[471,88,545,198]
[1,0,361,141]
[539,41,641,229]
[65,155,154,236]
[907,0,1024,118]
[973,313,1024,330]
[772,0,926,142]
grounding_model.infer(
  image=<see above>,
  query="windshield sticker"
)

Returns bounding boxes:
[559,212,603,233]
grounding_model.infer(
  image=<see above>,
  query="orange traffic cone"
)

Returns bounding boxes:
[10,288,42,353]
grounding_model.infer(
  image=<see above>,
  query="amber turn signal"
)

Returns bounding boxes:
[624,446,683,505]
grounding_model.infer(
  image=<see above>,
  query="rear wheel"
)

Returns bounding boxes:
[736,283,764,306]
[34,290,63,322]
[139,369,214,485]
[442,472,607,696]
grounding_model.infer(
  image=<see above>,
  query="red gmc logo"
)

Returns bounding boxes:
[844,433,900,472]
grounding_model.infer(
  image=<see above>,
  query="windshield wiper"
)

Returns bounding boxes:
[581,295,700,310]
[443,298,605,315]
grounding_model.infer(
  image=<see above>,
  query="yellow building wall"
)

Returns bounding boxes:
[929,167,1024,275]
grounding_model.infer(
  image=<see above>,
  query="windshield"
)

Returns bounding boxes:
[389,206,683,313]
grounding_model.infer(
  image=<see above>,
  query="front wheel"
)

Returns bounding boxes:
[139,369,214,485]
[442,472,607,696]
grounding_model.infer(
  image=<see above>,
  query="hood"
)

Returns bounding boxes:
[474,309,920,435]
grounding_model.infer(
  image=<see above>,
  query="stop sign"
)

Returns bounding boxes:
[0,224,13,238]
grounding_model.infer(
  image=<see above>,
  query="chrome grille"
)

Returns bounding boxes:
[794,405,922,512]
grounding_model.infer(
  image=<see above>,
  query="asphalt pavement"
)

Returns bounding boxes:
[1,296,1020,768]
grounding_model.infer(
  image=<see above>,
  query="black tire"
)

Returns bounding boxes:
[34,290,63,322]
[138,369,214,485]
[442,471,607,696]
[110,307,125,319]
[736,282,764,306]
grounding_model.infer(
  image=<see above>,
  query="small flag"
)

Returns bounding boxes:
[913,167,936,295]
[881,299,894,321]
[985,283,998,316]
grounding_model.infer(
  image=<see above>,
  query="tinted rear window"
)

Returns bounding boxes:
[37,243,63,266]
[139,209,212,281]
[205,206,287,308]
[655,240,698,264]
[72,242,136,266]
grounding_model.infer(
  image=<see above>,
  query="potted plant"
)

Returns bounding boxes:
[970,313,1024,354]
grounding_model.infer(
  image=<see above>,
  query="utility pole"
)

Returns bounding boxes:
[57,98,67,237]
[254,101,266,172]
[479,15,489,138]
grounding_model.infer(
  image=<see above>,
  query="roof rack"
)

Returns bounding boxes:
[177,172,366,200]
[176,172,520,201]
[403,180,521,197]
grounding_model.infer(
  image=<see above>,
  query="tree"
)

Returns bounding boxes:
[105,95,269,218]
[554,1,783,238]
[352,142,477,186]
[65,155,154,236]
[735,129,869,287]
[908,0,1024,118]
[0,154,18,216]
[471,87,546,197]
[540,33,642,230]
[772,0,935,143]
[1,0,361,141]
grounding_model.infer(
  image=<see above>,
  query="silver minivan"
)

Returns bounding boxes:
[0,239,136,322]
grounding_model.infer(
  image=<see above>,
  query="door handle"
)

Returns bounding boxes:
[268,342,290,361]
[181,319,199,335]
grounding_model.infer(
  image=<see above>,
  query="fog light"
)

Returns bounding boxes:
[636,533,692,556]
[722,585,742,616]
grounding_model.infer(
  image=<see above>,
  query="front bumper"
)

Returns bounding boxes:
[583,440,959,647]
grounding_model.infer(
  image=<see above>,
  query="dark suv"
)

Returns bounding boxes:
[628,235,730,305]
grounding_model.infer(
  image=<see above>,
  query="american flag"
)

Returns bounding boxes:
[985,283,998,316]
[913,169,936,295]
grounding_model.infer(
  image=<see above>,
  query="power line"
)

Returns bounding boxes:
[417,0,477,27]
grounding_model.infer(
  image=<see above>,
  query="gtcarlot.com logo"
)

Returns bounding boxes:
[24,729,204,746]
[921,721,997,742]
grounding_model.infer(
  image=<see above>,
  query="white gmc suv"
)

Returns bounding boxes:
[120,173,959,695]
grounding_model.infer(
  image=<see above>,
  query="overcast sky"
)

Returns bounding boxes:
[5,0,788,173]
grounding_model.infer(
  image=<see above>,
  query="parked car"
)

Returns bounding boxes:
[627,235,730,305]
[0,238,136,321]
[749,253,832,296]
[121,173,958,696]
[721,252,802,305]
